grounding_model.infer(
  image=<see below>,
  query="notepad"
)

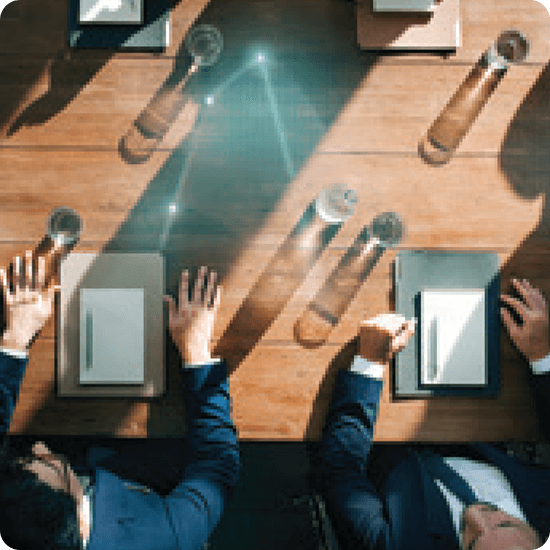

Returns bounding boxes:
[80,288,145,385]
[421,289,486,386]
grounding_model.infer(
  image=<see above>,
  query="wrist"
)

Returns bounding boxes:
[0,334,28,353]
[180,349,213,365]
[359,354,390,368]
[528,347,550,363]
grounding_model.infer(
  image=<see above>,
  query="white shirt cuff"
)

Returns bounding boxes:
[184,357,222,369]
[350,355,386,380]
[531,353,550,375]
[0,347,29,359]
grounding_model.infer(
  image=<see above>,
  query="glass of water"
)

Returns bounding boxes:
[315,184,358,224]
[185,24,224,68]
[370,211,404,248]
[47,207,82,247]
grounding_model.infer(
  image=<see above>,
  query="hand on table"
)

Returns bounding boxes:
[359,313,416,365]
[164,266,221,364]
[0,251,59,353]
[500,278,550,363]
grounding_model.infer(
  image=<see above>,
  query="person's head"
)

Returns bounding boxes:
[0,441,88,550]
[461,502,542,550]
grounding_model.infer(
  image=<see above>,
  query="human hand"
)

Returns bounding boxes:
[0,251,59,353]
[359,313,416,365]
[500,278,550,363]
[164,266,221,364]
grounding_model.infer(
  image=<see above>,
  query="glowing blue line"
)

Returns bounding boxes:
[160,55,304,251]
[258,64,295,179]
[159,133,200,252]
[209,62,253,99]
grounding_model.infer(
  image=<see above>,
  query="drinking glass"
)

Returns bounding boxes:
[34,207,82,287]
[120,24,224,163]
[315,184,358,224]
[420,30,529,165]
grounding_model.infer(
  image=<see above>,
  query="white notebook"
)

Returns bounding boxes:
[80,288,145,384]
[421,289,486,385]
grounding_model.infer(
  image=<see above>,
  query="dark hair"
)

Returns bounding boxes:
[0,442,83,550]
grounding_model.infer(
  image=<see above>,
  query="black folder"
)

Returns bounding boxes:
[394,250,500,398]
[69,0,170,50]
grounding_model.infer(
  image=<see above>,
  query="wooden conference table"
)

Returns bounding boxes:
[0,0,549,441]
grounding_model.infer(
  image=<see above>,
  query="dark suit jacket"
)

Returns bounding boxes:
[318,368,550,550]
[0,351,240,550]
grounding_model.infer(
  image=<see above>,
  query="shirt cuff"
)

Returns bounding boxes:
[350,355,386,380]
[531,353,550,375]
[0,347,29,360]
[184,357,222,369]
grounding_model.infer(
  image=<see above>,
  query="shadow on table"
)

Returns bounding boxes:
[1,0,178,138]
[4,50,114,136]
[17,0,380,437]
[497,60,550,440]
[0,0,123,137]
[214,204,341,374]
[306,62,550,444]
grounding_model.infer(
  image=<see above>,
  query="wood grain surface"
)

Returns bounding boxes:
[1,0,549,440]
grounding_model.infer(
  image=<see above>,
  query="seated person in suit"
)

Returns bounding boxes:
[0,251,240,550]
[317,278,550,550]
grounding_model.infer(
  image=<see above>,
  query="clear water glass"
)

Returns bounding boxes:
[495,30,529,65]
[370,211,404,248]
[185,24,224,68]
[47,207,82,247]
[315,184,358,224]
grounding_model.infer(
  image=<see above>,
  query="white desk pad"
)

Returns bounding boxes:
[421,289,486,385]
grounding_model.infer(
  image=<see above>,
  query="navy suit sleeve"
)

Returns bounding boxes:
[164,359,240,550]
[0,351,29,435]
[318,369,391,550]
